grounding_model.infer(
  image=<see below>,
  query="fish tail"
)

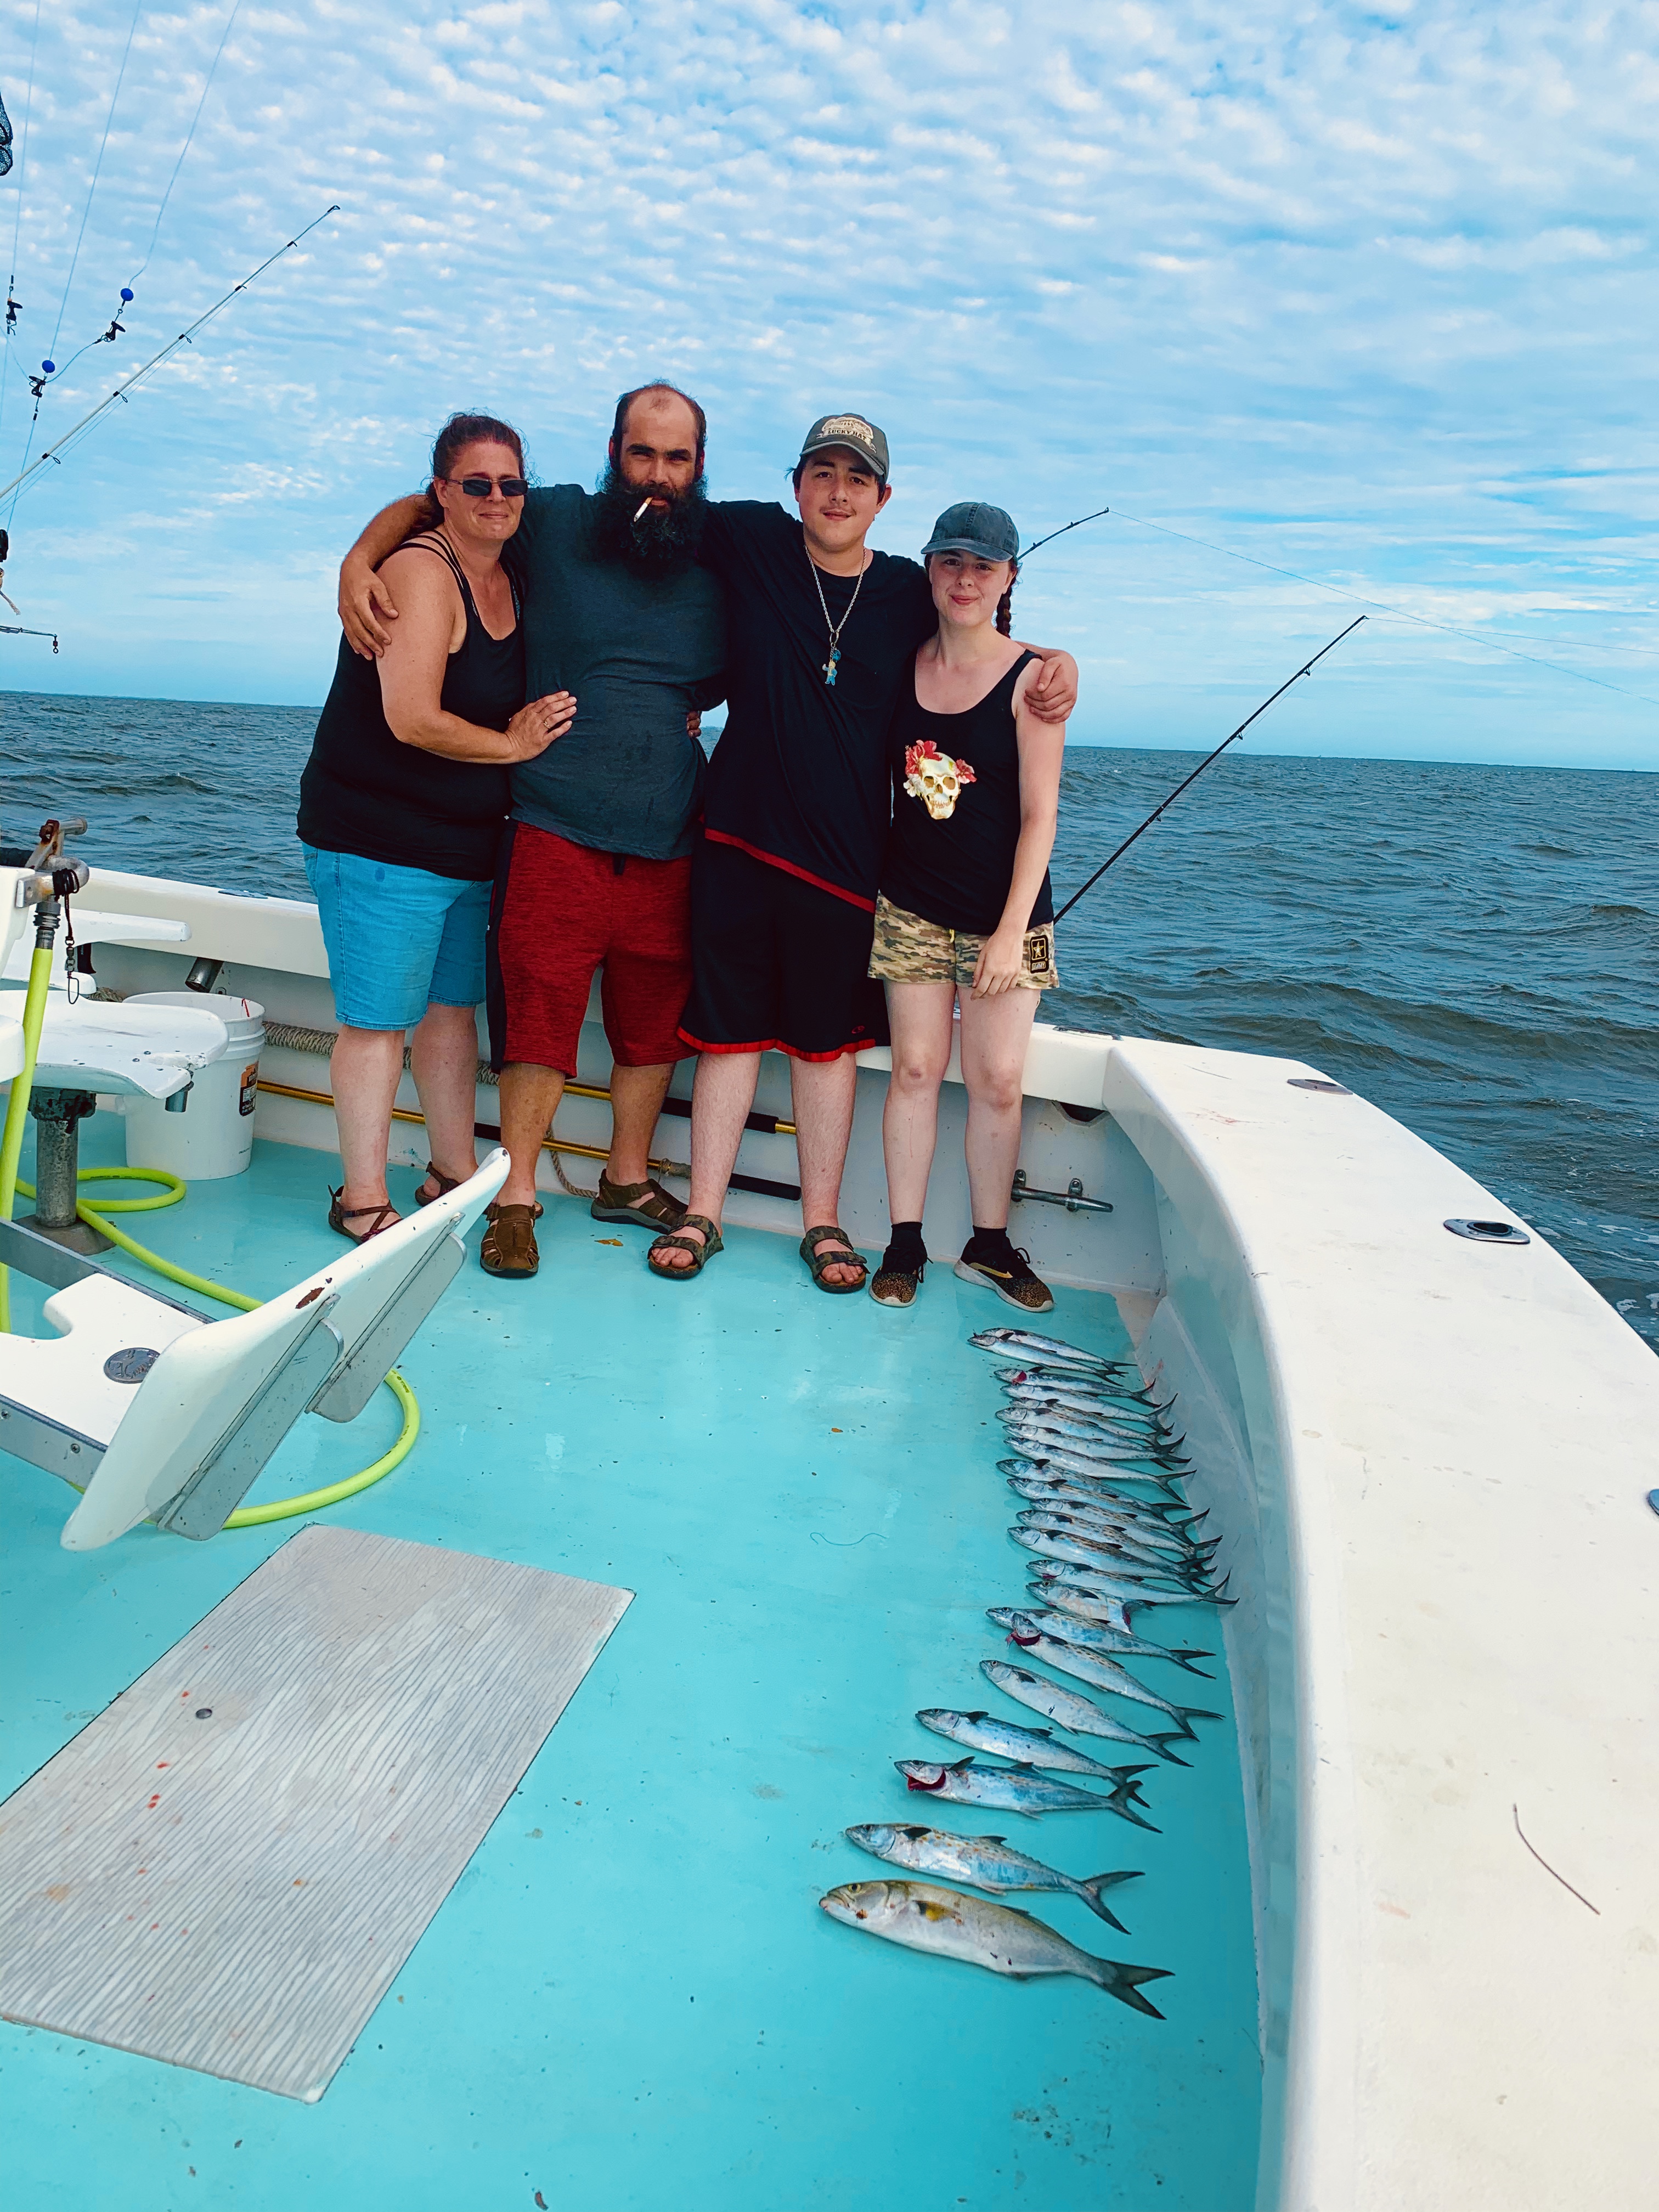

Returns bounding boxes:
[1148,1734,1192,1766]
[1075,1869,1142,1931]
[1087,1959,1173,2018]
[1177,1699,1229,1734]
[1170,1650,1217,1677]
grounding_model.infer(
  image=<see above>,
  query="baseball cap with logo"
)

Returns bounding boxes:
[920,501,1020,563]
[797,413,890,483]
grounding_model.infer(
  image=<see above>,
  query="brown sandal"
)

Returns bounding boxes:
[647,1214,723,1280]
[481,1200,543,1279]
[590,1173,687,1231]
[329,1187,400,1245]
[799,1224,868,1294]
[415,1162,464,1208]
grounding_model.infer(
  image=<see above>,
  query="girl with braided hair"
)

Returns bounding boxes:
[866,501,1068,1311]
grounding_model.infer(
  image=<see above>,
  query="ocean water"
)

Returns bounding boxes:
[5,687,1655,1352]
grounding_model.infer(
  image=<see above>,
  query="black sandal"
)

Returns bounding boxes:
[799,1224,868,1295]
[415,1162,464,1208]
[329,1187,401,1245]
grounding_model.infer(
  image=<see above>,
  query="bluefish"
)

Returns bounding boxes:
[896,1755,1134,1818]
[989,1603,1215,1676]
[843,1823,1143,1929]
[970,1328,1128,1370]
[1001,1386,1181,1443]
[916,1706,1158,1785]
[1000,1410,1186,1464]
[981,1659,1189,1770]
[1014,1506,1204,1573]
[1028,1554,1236,1610]
[992,1363,1176,1412]
[998,1619,1222,1735]
[819,1880,1171,2015]
[1011,1525,1201,1585]
[998,1460,1201,1530]
[1005,1478,1211,1553]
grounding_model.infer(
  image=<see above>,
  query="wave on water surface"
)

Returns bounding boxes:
[5,690,1656,1351]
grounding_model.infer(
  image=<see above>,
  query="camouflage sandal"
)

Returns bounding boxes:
[647,1214,723,1280]
[799,1224,868,1295]
[591,1174,687,1231]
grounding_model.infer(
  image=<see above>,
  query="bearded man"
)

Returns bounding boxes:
[337,382,724,1278]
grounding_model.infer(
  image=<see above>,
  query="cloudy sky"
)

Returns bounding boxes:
[1,1,1655,765]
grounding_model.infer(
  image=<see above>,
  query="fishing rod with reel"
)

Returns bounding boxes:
[1052,616,1366,921]
[1012,504,1367,919]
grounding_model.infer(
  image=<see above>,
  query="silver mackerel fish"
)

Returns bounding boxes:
[819,1880,1171,2015]
[895,1756,1133,1817]
[916,1706,1157,1783]
[843,1823,1143,1928]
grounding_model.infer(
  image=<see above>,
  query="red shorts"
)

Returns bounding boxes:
[487,823,693,1076]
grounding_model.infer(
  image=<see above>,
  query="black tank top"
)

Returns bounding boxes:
[881,649,1053,935]
[297,535,524,881]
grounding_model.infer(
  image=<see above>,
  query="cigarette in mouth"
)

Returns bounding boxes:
[633,498,653,523]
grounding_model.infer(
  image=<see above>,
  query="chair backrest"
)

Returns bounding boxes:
[2,866,32,977]
[59,1150,510,1550]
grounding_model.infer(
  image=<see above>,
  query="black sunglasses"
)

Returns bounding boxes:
[444,473,528,498]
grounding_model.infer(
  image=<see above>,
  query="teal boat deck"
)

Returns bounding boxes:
[2,1126,1260,2210]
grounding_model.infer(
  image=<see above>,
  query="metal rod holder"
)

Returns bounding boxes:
[1009,1170,1113,1215]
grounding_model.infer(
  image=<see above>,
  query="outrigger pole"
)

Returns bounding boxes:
[1052,615,1367,922]
[0,203,340,509]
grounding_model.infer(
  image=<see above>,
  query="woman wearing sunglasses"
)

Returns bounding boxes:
[297,412,574,1242]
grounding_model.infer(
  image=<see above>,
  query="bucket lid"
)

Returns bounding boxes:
[125,990,264,1041]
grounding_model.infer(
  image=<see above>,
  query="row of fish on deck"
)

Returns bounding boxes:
[819,1326,1234,2015]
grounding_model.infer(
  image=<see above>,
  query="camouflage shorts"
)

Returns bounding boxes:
[868,894,1059,990]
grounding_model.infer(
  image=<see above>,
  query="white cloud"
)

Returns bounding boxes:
[0,0,1653,766]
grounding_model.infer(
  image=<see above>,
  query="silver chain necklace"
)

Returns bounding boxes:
[808,545,867,687]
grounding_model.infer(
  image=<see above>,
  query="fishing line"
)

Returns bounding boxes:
[4,2,145,520]
[1109,507,1658,708]
[48,0,144,365]
[0,0,44,452]
[128,0,244,290]
[0,203,341,514]
[1051,617,1366,923]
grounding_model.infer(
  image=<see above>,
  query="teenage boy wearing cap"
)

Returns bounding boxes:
[646,417,1077,1292]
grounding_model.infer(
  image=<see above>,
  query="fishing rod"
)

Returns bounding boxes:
[1051,616,1366,923]
[1019,505,1111,561]
[0,203,341,510]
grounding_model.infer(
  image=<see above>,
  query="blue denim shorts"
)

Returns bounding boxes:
[303,845,491,1031]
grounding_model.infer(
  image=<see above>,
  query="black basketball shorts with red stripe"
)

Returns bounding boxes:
[676,834,890,1062]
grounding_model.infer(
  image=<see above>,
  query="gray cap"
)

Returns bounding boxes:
[921,501,1020,562]
[798,413,890,483]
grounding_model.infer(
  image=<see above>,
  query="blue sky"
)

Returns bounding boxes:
[1,0,1655,766]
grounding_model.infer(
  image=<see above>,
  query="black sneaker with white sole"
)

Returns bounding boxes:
[953,1230,1055,1313]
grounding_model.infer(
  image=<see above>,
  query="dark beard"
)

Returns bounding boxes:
[591,461,708,573]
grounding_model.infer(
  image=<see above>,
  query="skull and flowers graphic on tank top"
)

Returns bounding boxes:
[903,738,977,821]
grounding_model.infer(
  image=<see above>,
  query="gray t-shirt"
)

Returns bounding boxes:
[507,484,726,860]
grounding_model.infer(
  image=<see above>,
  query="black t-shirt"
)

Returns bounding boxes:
[882,650,1054,935]
[698,501,935,909]
[507,486,727,860]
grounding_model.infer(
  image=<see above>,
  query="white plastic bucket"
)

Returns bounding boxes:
[123,992,266,1181]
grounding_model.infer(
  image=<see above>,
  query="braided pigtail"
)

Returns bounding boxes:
[995,558,1018,636]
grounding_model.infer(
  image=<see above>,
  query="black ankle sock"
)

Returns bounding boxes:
[883,1220,927,1272]
[962,1224,1017,1265]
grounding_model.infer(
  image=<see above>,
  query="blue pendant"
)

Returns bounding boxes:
[824,647,840,687]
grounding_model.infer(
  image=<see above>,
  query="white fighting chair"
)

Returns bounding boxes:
[0,1150,508,1549]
